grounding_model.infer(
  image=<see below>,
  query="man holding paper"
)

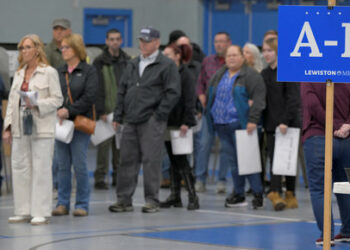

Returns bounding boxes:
[206,45,266,208]
[93,29,130,189]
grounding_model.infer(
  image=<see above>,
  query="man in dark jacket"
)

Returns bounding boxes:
[109,27,181,213]
[93,29,130,190]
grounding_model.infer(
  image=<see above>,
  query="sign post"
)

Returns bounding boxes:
[325,2,335,250]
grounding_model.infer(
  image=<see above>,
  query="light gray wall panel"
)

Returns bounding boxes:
[0,0,203,46]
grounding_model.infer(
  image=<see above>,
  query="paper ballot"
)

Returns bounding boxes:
[55,120,74,144]
[235,129,262,175]
[18,91,38,106]
[170,129,193,155]
[272,127,300,176]
[90,113,115,146]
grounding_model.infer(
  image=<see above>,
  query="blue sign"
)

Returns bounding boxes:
[278,6,350,83]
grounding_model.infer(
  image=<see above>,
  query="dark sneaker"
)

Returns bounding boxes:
[187,195,200,210]
[94,181,109,190]
[315,238,335,246]
[142,203,160,213]
[252,193,264,209]
[334,234,350,243]
[225,193,248,207]
[109,202,133,213]
[160,196,183,208]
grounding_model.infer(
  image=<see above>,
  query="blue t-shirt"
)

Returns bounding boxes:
[211,70,239,124]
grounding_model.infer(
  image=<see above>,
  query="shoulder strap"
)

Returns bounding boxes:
[65,72,96,121]
[65,73,74,104]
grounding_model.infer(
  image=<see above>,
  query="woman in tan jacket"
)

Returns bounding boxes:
[3,34,63,225]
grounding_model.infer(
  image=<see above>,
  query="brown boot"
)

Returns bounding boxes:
[52,205,69,216]
[285,191,298,209]
[267,191,287,211]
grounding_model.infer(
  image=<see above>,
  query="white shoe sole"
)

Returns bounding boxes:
[225,201,248,208]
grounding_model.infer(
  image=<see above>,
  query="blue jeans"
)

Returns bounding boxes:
[52,144,59,189]
[304,136,350,238]
[162,149,170,179]
[195,116,229,183]
[215,121,263,196]
[56,130,91,211]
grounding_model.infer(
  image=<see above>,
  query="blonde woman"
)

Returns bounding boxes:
[52,33,97,217]
[3,34,63,225]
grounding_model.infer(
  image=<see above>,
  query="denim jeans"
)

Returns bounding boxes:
[52,144,59,189]
[215,121,263,196]
[304,136,350,238]
[162,149,170,180]
[56,130,91,211]
[195,116,229,183]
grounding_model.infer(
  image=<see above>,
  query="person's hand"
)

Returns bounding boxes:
[112,121,120,131]
[3,130,12,144]
[246,122,257,135]
[196,112,202,120]
[279,124,288,135]
[100,114,108,122]
[334,124,350,138]
[198,94,206,109]
[248,99,254,107]
[180,125,189,137]
[57,108,69,125]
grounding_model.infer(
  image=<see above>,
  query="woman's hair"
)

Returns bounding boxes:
[264,38,278,54]
[17,34,48,70]
[166,43,192,64]
[243,42,264,72]
[62,33,87,61]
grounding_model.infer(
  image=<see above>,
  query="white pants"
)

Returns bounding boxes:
[11,110,54,217]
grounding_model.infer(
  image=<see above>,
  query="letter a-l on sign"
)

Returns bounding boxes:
[278,5,350,83]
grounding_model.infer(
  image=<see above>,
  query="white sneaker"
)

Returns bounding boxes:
[31,217,48,225]
[195,181,206,192]
[216,181,226,194]
[8,215,31,223]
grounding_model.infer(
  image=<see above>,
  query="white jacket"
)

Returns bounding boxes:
[4,64,63,138]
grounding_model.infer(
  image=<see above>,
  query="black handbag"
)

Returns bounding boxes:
[23,108,33,135]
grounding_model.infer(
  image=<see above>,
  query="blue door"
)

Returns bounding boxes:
[84,8,132,47]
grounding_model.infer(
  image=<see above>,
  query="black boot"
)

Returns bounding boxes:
[252,193,263,209]
[182,168,199,210]
[160,165,182,208]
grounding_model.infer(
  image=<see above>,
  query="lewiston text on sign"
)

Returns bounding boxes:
[278,6,350,83]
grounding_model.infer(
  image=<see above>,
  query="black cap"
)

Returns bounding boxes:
[138,27,160,42]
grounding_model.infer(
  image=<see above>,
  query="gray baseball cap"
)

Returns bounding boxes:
[138,27,160,42]
[52,18,71,29]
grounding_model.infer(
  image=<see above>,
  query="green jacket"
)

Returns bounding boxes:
[45,40,65,69]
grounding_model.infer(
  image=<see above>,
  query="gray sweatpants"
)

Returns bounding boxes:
[116,115,166,205]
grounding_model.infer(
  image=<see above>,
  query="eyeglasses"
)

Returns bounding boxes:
[60,45,71,51]
[19,46,35,51]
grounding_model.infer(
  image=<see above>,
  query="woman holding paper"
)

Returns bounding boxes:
[206,45,266,209]
[52,34,97,217]
[160,44,199,210]
[3,34,63,225]
[261,38,300,211]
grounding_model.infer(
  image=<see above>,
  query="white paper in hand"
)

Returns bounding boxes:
[55,120,74,144]
[235,129,262,175]
[18,91,38,106]
[272,127,300,176]
[90,118,115,146]
[170,129,193,155]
